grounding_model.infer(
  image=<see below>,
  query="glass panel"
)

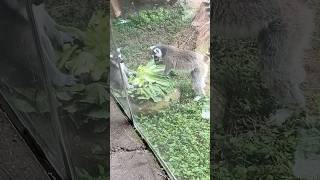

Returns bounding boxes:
[0,1,69,178]
[43,1,109,179]
[110,0,210,179]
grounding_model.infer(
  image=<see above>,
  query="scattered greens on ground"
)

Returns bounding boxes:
[136,79,210,179]
[113,6,186,30]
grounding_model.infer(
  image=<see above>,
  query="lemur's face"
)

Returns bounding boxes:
[110,48,124,63]
[150,45,165,64]
[152,47,163,58]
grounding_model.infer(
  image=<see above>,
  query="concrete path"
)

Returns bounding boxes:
[110,96,167,180]
[0,109,50,180]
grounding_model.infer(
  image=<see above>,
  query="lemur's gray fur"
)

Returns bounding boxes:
[110,48,133,91]
[151,44,209,97]
[0,0,76,87]
[212,0,314,122]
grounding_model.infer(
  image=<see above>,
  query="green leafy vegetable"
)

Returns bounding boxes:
[128,61,175,102]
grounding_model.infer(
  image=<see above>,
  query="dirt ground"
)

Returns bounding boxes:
[0,109,50,180]
[110,96,167,180]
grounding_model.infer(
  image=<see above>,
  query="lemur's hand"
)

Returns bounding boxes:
[128,70,136,77]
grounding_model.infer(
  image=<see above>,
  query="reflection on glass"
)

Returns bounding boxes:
[0,1,108,179]
[211,0,320,179]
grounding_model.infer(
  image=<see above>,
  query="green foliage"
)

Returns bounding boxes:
[59,10,108,81]
[212,115,320,180]
[76,165,107,180]
[55,11,109,126]
[128,61,175,102]
[136,97,210,179]
[213,37,275,132]
[11,11,109,119]
[113,6,186,30]
[211,35,318,179]
[214,122,299,179]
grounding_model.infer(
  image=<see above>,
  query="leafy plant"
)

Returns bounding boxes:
[113,7,186,30]
[58,10,108,82]
[213,116,306,180]
[136,98,210,179]
[55,10,109,126]
[128,60,175,102]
